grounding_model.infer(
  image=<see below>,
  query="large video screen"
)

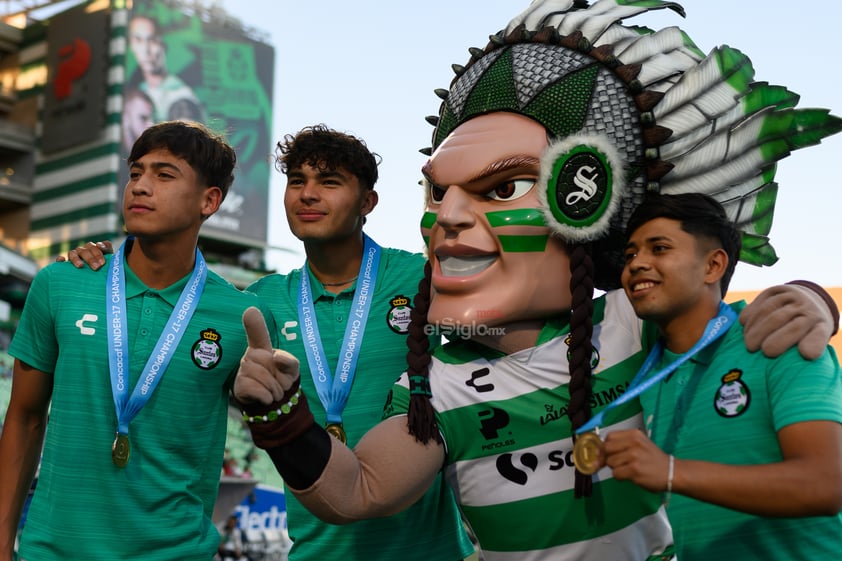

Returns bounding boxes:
[121,1,274,244]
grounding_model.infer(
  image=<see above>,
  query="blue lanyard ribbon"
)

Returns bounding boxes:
[297,235,381,425]
[106,237,207,435]
[576,301,737,434]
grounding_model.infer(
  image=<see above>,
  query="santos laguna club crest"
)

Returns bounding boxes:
[192,328,222,370]
[714,369,750,418]
[387,295,413,334]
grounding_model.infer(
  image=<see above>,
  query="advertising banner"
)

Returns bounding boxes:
[122,1,274,243]
[235,483,287,532]
[42,2,109,153]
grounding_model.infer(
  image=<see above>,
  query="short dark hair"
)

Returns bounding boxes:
[275,124,380,190]
[626,193,742,296]
[128,120,236,199]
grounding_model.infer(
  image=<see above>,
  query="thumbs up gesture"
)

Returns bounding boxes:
[235,307,301,406]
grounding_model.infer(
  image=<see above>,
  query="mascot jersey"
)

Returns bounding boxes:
[386,290,672,561]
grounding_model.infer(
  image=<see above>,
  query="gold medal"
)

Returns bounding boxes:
[325,423,347,444]
[112,433,130,468]
[573,431,603,475]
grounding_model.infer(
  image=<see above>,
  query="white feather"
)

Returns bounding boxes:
[661,147,773,197]
[654,47,752,118]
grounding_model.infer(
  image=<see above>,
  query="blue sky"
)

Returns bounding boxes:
[223,1,842,291]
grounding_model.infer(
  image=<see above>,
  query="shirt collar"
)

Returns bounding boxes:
[303,264,358,301]
[121,254,194,306]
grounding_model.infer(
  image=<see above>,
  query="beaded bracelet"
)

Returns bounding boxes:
[241,389,302,424]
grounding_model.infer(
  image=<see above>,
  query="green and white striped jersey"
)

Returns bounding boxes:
[387,290,672,561]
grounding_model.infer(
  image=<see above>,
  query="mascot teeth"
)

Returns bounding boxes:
[439,255,495,277]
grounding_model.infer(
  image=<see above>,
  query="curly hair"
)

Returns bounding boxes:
[275,124,381,190]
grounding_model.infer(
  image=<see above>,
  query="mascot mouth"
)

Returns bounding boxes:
[438,255,496,277]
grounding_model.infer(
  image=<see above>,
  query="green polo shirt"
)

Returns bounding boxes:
[247,245,473,561]
[11,255,275,561]
[642,302,842,561]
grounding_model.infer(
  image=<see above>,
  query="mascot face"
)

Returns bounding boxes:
[422,112,572,330]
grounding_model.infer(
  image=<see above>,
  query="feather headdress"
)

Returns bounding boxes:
[424,0,842,288]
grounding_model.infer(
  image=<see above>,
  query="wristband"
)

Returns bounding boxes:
[237,377,316,449]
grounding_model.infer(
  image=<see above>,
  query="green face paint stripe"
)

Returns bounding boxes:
[420,212,437,230]
[485,209,547,228]
[498,235,548,253]
[423,210,546,250]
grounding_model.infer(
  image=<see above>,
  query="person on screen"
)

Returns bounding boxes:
[121,88,154,154]
[127,14,205,123]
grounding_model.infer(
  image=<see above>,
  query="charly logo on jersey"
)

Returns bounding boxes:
[281,320,298,342]
[563,333,600,370]
[714,369,750,417]
[75,313,98,335]
[192,328,222,370]
[386,295,413,334]
[466,367,494,393]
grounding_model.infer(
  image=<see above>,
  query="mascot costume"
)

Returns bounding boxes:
[235,1,841,560]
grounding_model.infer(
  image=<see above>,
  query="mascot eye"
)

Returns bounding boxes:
[488,179,534,201]
[428,181,447,204]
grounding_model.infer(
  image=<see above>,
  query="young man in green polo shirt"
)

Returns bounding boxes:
[602,193,842,560]
[245,124,473,561]
[0,121,275,561]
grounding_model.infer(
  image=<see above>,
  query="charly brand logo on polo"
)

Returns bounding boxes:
[386,295,413,334]
[714,369,751,417]
[75,313,98,335]
[192,328,222,370]
[281,320,298,341]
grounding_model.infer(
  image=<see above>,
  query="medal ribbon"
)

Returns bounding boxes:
[575,301,737,435]
[107,236,207,435]
[297,235,381,425]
